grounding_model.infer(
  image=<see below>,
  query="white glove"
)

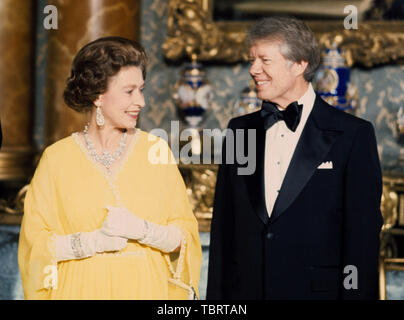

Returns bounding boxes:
[55,229,128,262]
[101,206,182,253]
[102,206,147,240]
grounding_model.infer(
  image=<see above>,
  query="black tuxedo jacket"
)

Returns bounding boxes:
[207,95,383,300]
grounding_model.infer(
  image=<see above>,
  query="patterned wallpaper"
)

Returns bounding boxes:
[31,0,404,172]
[139,0,252,132]
[138,0,404,173]
[138,0,245,133]
[352,66,404,171]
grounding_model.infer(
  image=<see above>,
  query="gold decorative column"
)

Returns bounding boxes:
[0,0,35,180]
[45,0,141,145]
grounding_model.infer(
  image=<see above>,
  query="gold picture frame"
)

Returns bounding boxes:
[163,0,404,67]
[400,194,404,226]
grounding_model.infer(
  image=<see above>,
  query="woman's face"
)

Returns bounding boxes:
[95,66,145,130]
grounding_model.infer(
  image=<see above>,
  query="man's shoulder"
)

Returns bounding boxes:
[227,110,262,129]
[314,96,373,131]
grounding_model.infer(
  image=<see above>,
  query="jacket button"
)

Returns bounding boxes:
[266,232,274,240]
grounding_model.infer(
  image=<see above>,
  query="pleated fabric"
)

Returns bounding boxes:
[18,130,202,300]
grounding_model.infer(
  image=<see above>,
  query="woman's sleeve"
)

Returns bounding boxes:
[163,149,202,299]
[18,150,59,299]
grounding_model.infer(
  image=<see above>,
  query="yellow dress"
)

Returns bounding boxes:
[18,129,202,300]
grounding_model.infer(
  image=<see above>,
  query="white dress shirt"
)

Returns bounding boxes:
[264,83,316,216]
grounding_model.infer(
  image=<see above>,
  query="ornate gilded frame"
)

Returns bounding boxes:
[163,0,404,66]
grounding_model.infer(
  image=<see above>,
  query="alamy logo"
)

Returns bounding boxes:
[343,265,358,290]
[43,265,58,289]
[344,5,358,30]
[43,5,58,30]
[148,121,257,175]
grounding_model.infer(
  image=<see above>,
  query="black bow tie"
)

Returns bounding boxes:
[260,101,303,132]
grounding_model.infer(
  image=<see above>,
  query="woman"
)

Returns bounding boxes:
[18,37,202,299]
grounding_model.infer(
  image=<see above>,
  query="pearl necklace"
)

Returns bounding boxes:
[83,124,127,173]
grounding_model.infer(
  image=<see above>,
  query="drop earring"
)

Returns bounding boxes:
[96,104,105,127]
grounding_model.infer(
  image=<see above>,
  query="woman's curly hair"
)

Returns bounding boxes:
[63,36,148,113]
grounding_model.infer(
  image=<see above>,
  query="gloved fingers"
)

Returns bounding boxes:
[101,210,124,234]
[106,206,140,221]
[103,206,146,240]
[100,224,116,237]
[104,206,144,226]
[113,236,128,250]
[100,221,121,237]
[96,230,128,252]
[102,236,128,252]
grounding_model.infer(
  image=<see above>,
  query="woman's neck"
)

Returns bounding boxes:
[85,120,129,152]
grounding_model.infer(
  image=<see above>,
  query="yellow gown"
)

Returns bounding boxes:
[18,129,202,300]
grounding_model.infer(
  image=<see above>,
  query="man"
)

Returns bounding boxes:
[207,16,383,300]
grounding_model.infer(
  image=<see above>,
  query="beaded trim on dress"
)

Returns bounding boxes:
[165,231,198,299]
[72,129,139,181]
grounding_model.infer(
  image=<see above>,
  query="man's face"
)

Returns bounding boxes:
[249,40,299,108]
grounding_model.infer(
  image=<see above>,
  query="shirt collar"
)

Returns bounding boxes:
[295,82,316,133]
[270,83,316,133]
[298,82,316,109]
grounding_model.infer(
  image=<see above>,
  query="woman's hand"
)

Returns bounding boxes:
[101,206,147,240]
[94,230,128,253]
[55,229,127,262]
[101,206,182,253]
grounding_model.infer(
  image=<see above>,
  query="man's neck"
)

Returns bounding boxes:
[275,81,309,110]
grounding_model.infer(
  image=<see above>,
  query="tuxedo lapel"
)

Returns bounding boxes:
[242,115,270,225]
[269,97,343,224]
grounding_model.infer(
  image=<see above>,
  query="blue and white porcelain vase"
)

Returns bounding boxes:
[314,43,357,112]
[174,56,213,155]
[174,57,213,129]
